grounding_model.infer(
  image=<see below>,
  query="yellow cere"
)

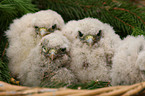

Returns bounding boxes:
[39,27,47,32]
[39,27,50,37]
[49,48,57,54]
[85,35,94,40]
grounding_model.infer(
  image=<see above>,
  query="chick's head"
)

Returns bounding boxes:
[32,10,64,37]
[75,18,104,47]
[40,32,70,64]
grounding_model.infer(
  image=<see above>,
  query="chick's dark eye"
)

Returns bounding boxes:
[35,26,38,29]
[78,31,83,37]
[61,48,66,52]
[52,24,56,29]
[97,30,102,36]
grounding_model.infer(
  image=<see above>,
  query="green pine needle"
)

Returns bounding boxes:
[40,79,111,89]
[0,36,10,83]
[32,0,145,38]
[0,0,38,34]
[0,59,10,83]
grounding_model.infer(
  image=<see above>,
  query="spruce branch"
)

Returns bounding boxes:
[32,0,145,38]
[0,0,37,34]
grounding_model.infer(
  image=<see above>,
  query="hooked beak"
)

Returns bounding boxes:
[39,28,49,37]
[48,49,57,61]
[50,53,55,60]
[86,37,94,47]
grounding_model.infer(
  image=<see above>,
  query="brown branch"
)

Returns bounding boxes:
[113,7,145,24]
[122,82,145,96]
[113,16,134,28]
[1,42,8,59]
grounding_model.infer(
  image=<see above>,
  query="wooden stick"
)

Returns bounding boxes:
[21,88,57,95]
[98,82,141,96]
[0,81,29,91]
[0,91,23,96]
[1,42,8,58]
[122,82,145,96]
[31,89,86,96]
[68,86,127,96]
[1,81,145,96]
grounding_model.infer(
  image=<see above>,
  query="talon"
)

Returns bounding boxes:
[10,78,20,85]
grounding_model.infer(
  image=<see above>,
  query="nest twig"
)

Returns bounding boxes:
[0,81,145,96]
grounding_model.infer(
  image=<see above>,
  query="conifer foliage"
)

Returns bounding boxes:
[32,0,145,38]
[0,0,37,35]
[0,0,145,88]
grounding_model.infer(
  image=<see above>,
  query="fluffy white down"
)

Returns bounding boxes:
[63,18,121,83]
[111,35,145,86]
[5,10,64,77]
[18,32,76,86]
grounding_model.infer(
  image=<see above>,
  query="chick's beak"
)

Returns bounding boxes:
[86,35,94,47]
[50,53,55,60]
[39,28,49,37]
[48,49,57,61]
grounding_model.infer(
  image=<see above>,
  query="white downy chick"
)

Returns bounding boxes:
[111,35,145,86]
[5,10,64,77]
[62,18,121,83]
[18,32,76,86]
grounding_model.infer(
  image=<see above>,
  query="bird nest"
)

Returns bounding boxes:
[0,81,145,96]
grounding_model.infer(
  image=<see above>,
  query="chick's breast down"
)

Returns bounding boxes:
[111,35,145,86]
